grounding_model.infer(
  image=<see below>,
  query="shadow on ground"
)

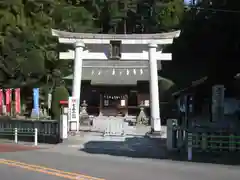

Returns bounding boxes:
[80,136,240,166]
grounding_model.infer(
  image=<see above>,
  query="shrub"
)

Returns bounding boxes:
[51,86,69,120]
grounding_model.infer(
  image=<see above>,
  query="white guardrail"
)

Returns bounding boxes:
[0,128,38,146]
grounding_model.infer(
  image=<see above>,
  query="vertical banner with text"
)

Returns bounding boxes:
[33,88,40,117]
[5,89,12,114]
[0,89,3,114]
[15,88,21,114]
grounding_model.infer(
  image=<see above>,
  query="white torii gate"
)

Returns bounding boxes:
[52,29,180,133]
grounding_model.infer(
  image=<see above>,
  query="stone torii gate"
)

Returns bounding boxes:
[52,29,180,133]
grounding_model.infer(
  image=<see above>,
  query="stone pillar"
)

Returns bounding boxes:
[72,41,85,100]
[212,85,224,122]
[167,119,178,150]
[148,43,161,133]
[60,114,68,140]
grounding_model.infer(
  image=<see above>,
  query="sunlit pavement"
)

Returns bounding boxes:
[0,146,240,180]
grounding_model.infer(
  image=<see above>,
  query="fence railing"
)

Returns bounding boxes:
[187,132,240,160]
[167,119,240,161]
[0,118,60,143]
[0,128,38,146]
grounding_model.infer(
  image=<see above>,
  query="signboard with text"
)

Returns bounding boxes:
[68,97,79,131]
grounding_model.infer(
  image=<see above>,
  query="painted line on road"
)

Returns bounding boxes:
[0,159,105,180]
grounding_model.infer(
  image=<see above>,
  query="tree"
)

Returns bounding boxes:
[161,0,240,88]
[77,0,184,33]
[0,0,186,88]
[53,1,97,32]
[0,0,57,87]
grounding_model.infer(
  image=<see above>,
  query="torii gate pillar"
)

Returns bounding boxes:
[72,41,84,100]
[148,43,161,132]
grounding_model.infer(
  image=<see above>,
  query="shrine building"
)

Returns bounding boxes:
[52,29,180,132]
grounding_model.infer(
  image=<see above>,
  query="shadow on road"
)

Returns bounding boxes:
[80,136,240,166]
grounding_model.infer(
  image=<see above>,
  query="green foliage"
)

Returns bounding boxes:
[156,0,184,31]
[53,3,97,32]
[0,0,57,87]
[0,0,238,95]
[0,0,186,88]
[165,0,240,86]
[78,0,184,33]
[51,86,69,120]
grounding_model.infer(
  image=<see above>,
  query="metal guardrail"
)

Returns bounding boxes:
[0,128,38,146]
[0,118,60,143]
[187,132,240,160]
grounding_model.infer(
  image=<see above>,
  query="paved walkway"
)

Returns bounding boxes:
[38,125,166,159]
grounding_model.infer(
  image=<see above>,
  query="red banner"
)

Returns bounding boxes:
[0,89,3,114]
[15,88,21,114]
[6,89,12,114]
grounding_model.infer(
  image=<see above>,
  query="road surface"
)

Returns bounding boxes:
[0,163,66,180]
[0,144,240,180]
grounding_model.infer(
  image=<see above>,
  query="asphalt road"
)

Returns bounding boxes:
[1,148,240,180]
[0,164,66,180]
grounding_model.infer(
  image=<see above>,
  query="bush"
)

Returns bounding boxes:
[51,86,69,120]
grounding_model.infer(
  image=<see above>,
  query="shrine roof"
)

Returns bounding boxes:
[172,76,209,97]
[52,29,180,40]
